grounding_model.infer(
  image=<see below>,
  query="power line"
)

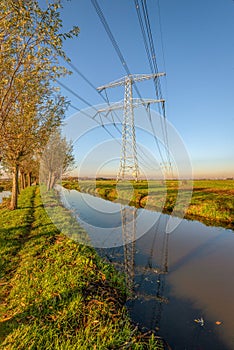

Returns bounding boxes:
[142,0,169,157]
[91,0,131,75]
[147,104,166,166]
[55,79,94,109]
[49,0,171,176]
[66,60,118,106]
[156,0,171,174]
[55,0,167,174]
[57,75,160,172]
[142,0,172,174]
[134,0,168,163]
[91,0,147,101]
[55,0,170,175]
[91,0,168,172]
[101,86,162,172]
[69,103,159,173]
[157,0,167,83]
[134,0,172,175]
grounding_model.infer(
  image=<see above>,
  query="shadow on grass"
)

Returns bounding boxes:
[0,225,32,279]
[0,271,125,346]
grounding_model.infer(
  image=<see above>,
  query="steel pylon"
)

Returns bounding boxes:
[97,73,165,182]
[117,76,139,181]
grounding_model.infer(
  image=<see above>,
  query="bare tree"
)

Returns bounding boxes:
[40,130,74,191]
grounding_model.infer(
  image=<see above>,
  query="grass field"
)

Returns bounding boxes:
[62,179,234,230]
[0,186,165,350]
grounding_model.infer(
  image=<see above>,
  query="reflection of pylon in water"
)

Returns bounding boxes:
[129,216,170,333]
[121,205,137,294]
[120,205,170,307]
[120,206,171,347]
[150,230,170,331]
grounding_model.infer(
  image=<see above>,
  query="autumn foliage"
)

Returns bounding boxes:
[0,0,79,209]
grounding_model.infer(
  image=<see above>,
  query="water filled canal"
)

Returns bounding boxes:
[0,191,11,204]
[55,187,234,349]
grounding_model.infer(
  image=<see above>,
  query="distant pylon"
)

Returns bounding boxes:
[97,73,165,181]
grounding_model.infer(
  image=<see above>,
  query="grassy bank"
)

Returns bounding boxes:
[62,179,234,230]
[0,186,165,349]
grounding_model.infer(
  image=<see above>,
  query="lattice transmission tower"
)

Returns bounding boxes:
[97,73,165,181]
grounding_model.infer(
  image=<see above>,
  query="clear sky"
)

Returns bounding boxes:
[44,0,234,179]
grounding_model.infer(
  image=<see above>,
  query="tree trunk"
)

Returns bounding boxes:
[27,172,32,187]
[47,171,52,191]
[50,174,56,190]
[10,164,19,210]
[47,172,57,191]
[21,172,25,189]
[23,173,27,189]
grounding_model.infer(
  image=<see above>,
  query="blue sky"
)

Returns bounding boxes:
[47,0,234,178]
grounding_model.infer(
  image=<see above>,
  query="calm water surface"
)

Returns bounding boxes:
[0,191,11,203]
[58,188,234,350]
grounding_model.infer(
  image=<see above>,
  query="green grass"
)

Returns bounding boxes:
[62,179,234,229]
[0,186,165,349]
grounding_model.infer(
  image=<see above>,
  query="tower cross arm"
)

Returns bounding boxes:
[131,73,166,83]
[97,73,165,92]
[95,98,165,114]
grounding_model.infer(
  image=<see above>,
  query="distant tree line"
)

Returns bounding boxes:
[0,0,78,209]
